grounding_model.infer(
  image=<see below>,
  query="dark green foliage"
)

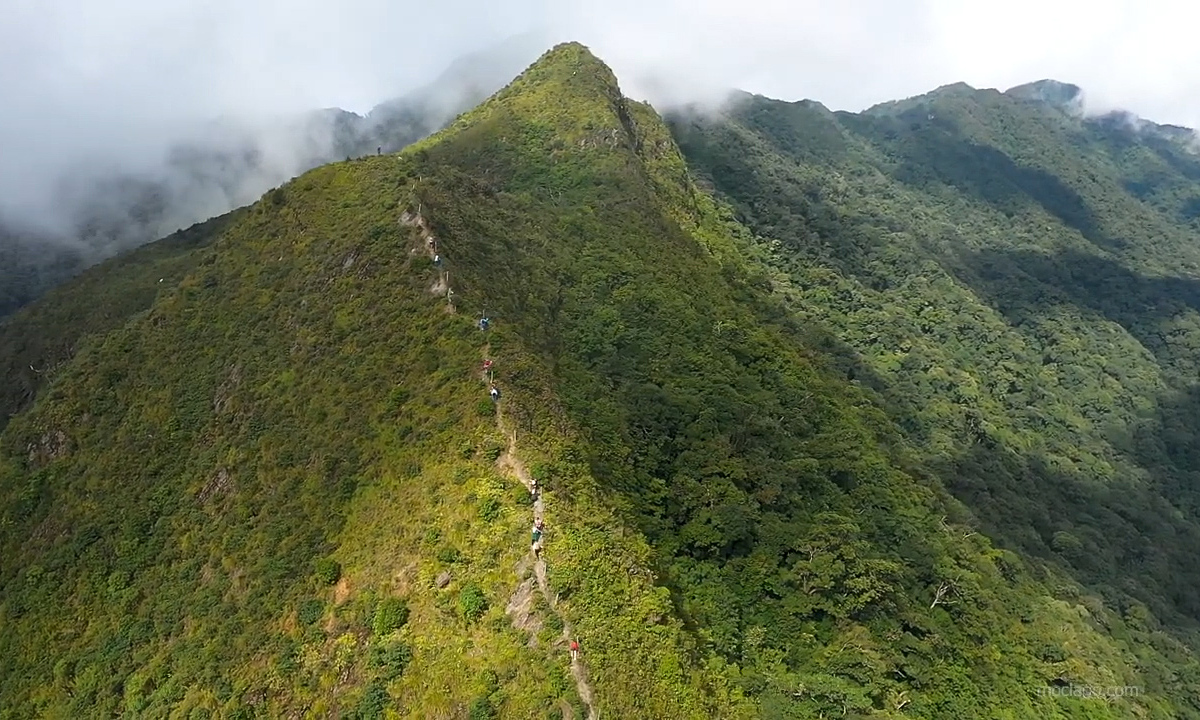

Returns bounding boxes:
[385,386,410,414]
[480,435,504,460]
[369,640,412,679]
[459,582,488,622]
[478,495,501,522]
[314,557,342,585]
[298,599,324,626]
[670,83,1200,718]
[372,597,409,637]
[352,679,390,720]
[468,696,496,720]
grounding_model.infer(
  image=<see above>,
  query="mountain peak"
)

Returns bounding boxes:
[488,40,623,114]
[862,81,982,117]
[1005,79,1085,115]
[413,39,654,194]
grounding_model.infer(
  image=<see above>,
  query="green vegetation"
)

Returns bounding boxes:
[0,211,240,433]
[0,136,579,716]
[3,39,1200,719]
[669,81,1200,717]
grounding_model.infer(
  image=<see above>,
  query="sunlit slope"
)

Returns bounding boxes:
[2,40,1195,720]
[385,44,1192,718]
[0,43,752,720]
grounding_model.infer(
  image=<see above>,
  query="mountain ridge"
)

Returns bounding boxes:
[7,44,1198,323]
[0,33,550,320]
[4,38,1200,719]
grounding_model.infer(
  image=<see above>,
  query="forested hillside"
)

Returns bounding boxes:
[0,35,544,322]
[3,42,1200,720]
[0,212,241,433]
[670,77,1200,712]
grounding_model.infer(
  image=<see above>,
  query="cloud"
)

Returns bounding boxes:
[921,0,1200,126]
[0,0,547,233]
[3,0,1200,244]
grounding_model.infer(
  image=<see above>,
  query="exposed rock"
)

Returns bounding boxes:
[26,429,68,466]
[506,576,543,645]
[198,467,233,503]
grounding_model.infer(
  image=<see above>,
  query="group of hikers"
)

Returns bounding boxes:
[427,218,581,668]
[480,318,502,402]
[477,315,581,665]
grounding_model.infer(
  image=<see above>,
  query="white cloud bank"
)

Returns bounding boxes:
[3,0,1199,234]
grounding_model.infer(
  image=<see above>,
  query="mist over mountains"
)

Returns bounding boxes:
[4,27,1200,321]
[0,33,549,317]
[8,33,1200,717]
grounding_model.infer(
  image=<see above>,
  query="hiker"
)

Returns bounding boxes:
[479,316,490,331]
[532,519,543,557]
[483,359,494,374]
[490,385,500,402]
[530,476,538,498]
[434,254,442,267]
[570,640,579,662]
[377,146,381,155]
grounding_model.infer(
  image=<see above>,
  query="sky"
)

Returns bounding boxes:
[3,0,1199,234]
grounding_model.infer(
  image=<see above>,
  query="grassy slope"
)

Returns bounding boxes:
[2,42,1195,720]
[400,46,1194,718]
[0,211,241,433]
[0,151,606,718]
[0,45,754,720]
[669,87,1200,714]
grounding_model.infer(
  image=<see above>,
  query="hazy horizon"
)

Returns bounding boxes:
[3,0,1198,245]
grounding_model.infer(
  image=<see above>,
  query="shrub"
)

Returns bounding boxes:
[467,696,496,720]
[314,557,341,586]
[298,598,324,626]
[353,679,390,720]
[459,582,488,622]
[369,641,412,679]
[478,496,501,522]
[481,436,505,461]
[372,597,410,637]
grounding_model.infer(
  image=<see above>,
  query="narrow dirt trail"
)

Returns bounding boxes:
[403,202,597,716]
[488,355,598,719]
[399,206,452,302]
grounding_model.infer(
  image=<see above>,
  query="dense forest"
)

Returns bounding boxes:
[669,78,1200,712]
[2,42,1200,718]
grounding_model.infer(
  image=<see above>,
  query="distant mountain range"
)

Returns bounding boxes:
[0,32,551,318]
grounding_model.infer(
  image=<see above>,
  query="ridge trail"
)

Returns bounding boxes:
[404,201,597,717]
[489,351,599,719]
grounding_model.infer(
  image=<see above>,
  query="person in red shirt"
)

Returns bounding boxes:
[570,640,579,662]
